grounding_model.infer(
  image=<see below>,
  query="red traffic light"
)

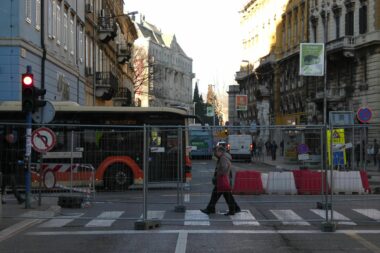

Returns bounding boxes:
[22,73,34,87]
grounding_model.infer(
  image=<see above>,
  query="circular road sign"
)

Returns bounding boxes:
[357,107,372,123]
[31,127,56,153]
[297,144,309,154]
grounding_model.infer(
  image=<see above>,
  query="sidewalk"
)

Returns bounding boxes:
[0,195,60,240]
[254,155,300,170]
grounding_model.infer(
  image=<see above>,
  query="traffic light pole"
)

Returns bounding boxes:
[24,112,32,209]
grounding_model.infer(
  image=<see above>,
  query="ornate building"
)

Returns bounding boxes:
[133,15,194,109]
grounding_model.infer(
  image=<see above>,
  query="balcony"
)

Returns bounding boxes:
[326,36,355,57]
[235,70,250,81]
[95,72,118,100]
[117,43,132,64]
[113,87,132,106]
[98,10,117,43]
[314,87,346,101]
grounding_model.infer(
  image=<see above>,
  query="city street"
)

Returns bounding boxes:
[1,160,380,252]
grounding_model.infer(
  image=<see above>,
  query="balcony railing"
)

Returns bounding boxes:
[95,71,118,100]
[98,11,117,43]
[326,36,355,52]
[113,87,132,106]
[117,43,132,64]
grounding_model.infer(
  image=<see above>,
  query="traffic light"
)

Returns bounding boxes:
[22,73,34,112]
[21,72,46,113]
[33,86,47,110]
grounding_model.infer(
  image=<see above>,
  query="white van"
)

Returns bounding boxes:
[227,134,253,162]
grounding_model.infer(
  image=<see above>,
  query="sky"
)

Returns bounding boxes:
[124,0,243,99]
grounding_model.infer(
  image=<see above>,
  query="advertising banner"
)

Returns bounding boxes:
[299,43,325,76]
[236,95,248,111]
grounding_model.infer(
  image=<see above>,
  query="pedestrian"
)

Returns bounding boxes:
[355,143,361,168]
[1,128,24,204]
[265,140,272,157]
[271,140,278,161]
[280,140,284,156]
[200,146,240,216]
[373,139,379,167]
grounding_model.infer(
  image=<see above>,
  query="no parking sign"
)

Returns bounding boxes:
[31,127,56,153]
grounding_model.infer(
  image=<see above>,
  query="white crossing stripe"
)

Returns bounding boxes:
[310,209,356,226]
[270,210,310,226]
[40,213,84,228]
[230,210,260,226]
[85,211,124,227]
[184,210,210,226]
[140,211,165,220]
[353,209,380,221]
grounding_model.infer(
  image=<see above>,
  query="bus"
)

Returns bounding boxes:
[0,102,193,190]
[189,124,213,159]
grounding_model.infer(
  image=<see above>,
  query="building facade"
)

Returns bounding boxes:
[84,0,137,106]
[133,15,194,109]
[0,0,136,107]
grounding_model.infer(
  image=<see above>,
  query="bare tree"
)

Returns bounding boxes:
[132,47,162,97]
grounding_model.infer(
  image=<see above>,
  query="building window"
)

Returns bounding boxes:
[63,8,68,50]
[25,0,32,23]
[345,9,354,36]
[359,5,367,34]
[334,15,340,39]
[48,0,53,37]
[35,0,41,30]
[79,25,84,63]
[70,14,75,56]
[56,2,61,45]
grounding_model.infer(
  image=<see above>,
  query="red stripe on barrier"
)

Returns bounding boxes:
[232,170,264,195]
[359,170,371,193]
[293,170,328,195]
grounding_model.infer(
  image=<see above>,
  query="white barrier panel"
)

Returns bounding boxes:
[266,172,297,195]
[330,171,365,194]
[261,173,268,192]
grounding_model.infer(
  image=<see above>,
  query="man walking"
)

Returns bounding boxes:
[374,139,379,168]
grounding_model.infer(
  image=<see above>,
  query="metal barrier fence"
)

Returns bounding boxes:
[1,123,380,231]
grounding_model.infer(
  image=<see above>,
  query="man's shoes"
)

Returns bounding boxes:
[224,211,235,216]
[200,208,215,215]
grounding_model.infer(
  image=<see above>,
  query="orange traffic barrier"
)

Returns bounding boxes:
[232,170,264,195]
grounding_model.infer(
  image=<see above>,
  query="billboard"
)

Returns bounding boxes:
[299,43,325,76]
[236,95,247,111]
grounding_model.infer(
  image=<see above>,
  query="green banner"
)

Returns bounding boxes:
[299,43,324,76]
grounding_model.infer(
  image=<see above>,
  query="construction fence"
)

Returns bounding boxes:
[1,123,380,229]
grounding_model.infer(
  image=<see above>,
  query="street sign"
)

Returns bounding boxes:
[32,100,55,124]
[206,106,214,117]
[31,127,57,153]
[329,111,354,125]
[357,107,372,123]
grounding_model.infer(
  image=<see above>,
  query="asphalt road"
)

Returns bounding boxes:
[1,159,380,252]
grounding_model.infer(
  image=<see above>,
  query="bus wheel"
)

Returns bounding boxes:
[104,163,133,191]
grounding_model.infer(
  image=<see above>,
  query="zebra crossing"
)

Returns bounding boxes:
[36,208,380,229]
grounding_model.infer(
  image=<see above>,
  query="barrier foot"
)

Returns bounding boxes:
[58,195,84,208]
[134,219,161,230]
[320,221,337,232]
[175,205,186,213]
[316,202,331,210]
